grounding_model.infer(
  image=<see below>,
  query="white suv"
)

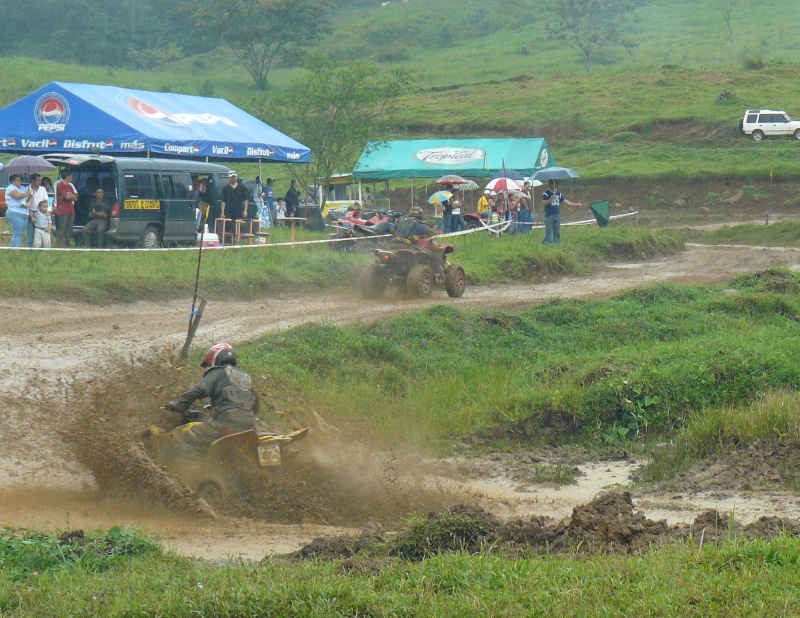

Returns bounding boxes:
[740,109,800,140]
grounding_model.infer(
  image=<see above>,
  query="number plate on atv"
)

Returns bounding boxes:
[257,443,282,467]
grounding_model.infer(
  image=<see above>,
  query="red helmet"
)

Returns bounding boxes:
[201,342,236,368]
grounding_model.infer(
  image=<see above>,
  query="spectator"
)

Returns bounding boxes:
[450,195,466,233]
[263,177,275,227]
[5,174,34,247]
[284,179,301,218]
[275,198,286,226]
[362,187,374,208]
[32,199,52,249]
[477,189,490,216]
[54,170,78,248]
[542,179,582,245]
[434,199,444,232]
[26,174,49,248]
[518,181,534,234]
[441,197,453,234]
[83,187,110,248]
[220,170,250,224]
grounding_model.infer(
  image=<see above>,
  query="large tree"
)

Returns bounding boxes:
[550,0,647,74]
[192,0,333,90]
[267,55,409,205]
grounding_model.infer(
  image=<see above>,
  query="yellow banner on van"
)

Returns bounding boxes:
[125,199,160,210]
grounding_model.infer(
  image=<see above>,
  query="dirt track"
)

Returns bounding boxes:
[2,242,799,559]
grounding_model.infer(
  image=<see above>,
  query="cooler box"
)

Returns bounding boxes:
[197,232,220,248]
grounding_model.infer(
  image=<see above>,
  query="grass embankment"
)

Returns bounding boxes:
[0,226,680,303]
[3,526,800,616]
[685,220,800,247]
[237,269,800,456]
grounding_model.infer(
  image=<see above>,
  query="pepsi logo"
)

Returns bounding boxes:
[34,92,70,132]
[105,140,114,148]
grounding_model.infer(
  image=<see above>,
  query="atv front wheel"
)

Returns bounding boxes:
[445,264,466,298]
[359,263,387,298]
[195,472,233,507]
[407,264,433,297]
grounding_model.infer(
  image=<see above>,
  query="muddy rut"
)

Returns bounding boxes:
[1,243,799,560]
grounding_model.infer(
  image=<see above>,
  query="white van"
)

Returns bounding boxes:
[740,109,800,140]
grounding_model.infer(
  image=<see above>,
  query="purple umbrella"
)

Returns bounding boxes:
[3,155,56,175]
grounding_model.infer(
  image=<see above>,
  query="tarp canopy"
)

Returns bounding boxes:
[352,138,555,180]
[0,82,310,163]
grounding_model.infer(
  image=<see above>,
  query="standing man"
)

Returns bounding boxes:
[83,187,110,248]
[264,177,275,227]
[284,178,301,218]
[220,170,250,222]
[542,179,582,245]
[54,169,78,248]
[26,174,49,248]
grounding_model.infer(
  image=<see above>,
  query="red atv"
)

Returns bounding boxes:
[359,237,466,299]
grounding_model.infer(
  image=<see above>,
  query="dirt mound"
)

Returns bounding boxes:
[667,438,800,494]
[292,488,800,562]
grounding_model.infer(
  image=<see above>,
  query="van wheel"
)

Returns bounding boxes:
[794,129,800,140]
[140,226,162,249]
[752,130,765,141]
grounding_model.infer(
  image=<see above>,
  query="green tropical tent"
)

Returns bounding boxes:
[352,138,555,180]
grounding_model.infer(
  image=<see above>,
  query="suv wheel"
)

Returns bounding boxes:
[140,225,162,249]
[794,129,800,140]
[407,264,433,298]
[752,130,765,141]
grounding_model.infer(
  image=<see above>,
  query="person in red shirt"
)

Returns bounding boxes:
[54,169,78,248]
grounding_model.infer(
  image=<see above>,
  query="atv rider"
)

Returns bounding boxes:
[166,342,260,457]
[393,206,432,241]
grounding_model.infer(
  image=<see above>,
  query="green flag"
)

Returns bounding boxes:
[590,200,610,228]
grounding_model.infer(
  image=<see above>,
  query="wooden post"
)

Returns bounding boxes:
[179,297,206,361]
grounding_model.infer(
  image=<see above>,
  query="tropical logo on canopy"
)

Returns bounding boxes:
[539,149,549,168]
[34,92,71,133]
[117,94,239,138]
[416,147,484,166]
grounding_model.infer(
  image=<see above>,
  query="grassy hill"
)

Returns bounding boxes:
[1,0,799,182]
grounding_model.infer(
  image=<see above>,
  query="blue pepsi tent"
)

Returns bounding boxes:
[0,82,310,163]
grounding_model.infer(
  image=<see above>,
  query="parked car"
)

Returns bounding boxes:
[740,109,800,141]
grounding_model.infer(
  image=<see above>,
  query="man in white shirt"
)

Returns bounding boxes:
[27,174,50,248]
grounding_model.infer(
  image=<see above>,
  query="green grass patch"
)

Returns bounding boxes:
[685,221,800,247]
[5,533,800,616]
[239,269,800,449]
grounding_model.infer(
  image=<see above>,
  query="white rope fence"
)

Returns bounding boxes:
[0,211,638,251]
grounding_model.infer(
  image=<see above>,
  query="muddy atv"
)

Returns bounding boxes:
[143,413,309,506]
[360,236,466,299]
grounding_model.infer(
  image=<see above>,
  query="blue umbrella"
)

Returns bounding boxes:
[493,169,524,181]
[428,190,453,204]
[531,167,581,181]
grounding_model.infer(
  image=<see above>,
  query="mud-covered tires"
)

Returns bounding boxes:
[195,471,234,507]
[444,264,466,297]
[359,263,386,298]
[407,264,433,297]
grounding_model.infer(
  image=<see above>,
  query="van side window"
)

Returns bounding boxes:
[746,114,757,123]
[124,173,155,199]
[156,174,192,199]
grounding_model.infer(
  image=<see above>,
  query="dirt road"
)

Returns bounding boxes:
[1,243,798,559]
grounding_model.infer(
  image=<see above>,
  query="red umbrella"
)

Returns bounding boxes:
[485,177,522,192]
[436,174,468,186]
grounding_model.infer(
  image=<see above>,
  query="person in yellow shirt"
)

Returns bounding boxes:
[477,189,490,216]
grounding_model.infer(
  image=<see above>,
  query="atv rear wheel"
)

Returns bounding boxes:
[407,264,433,297]
[195,471,233,507]
[359,263,386,298]
[445,264,466,298]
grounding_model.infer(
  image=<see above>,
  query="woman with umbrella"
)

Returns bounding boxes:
[5,174,34,247]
